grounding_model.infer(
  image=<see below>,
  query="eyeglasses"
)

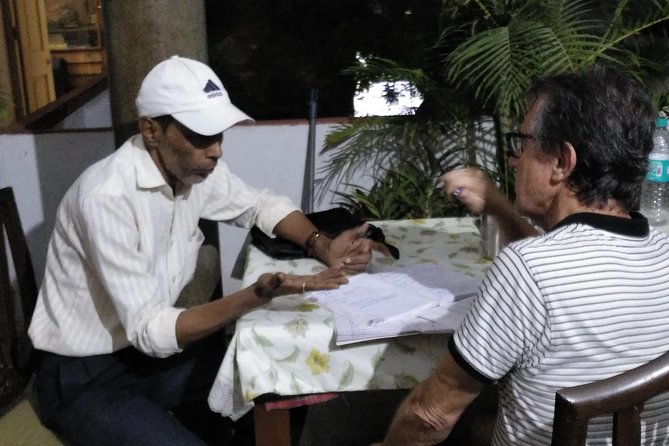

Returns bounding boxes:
[505,132,535,158]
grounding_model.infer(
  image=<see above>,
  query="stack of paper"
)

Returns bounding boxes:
[306,263,481,345]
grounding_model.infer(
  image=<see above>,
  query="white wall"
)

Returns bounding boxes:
[220,121,349,292]
[0,131,116,279]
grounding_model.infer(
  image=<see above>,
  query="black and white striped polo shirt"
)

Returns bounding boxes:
[453,212,669,445]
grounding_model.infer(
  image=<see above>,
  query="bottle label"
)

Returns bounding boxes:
[646,158,669,182]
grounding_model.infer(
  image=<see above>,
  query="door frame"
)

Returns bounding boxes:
[0,0,56,119]
[0,0,26,119]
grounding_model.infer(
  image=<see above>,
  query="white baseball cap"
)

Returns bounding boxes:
[135,55,253,136]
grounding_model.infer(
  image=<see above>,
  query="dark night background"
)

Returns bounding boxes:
[205,0,440,120]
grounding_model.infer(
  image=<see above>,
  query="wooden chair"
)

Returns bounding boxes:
[551,351,669,446]
[0,186,63,444]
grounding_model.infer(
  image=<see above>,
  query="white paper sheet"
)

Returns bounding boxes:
[307,269,440,326]
[334,297,475,345]
[307,263,481,341]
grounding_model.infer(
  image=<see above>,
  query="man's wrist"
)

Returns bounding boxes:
[305,230,331,260]
[253,284,274,300]
[253,274,279,300]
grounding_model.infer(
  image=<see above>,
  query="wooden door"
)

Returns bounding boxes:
[13,0,55,113]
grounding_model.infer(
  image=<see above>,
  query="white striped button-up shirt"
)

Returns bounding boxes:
[28,135,298,358]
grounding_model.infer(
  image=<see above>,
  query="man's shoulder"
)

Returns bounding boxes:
[78,156,129,196]
[63,141,140,210]
[649,226,669,238]
[496,215,668,258]
[500,225,589,265]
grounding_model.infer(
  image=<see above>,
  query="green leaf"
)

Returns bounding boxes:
[251,328,274,347]
[277,346,300,363]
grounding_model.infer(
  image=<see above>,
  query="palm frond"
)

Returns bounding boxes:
[342,57,430,92]
[316,117,490,204]
[446,0,606,118]
[583,2,669,66]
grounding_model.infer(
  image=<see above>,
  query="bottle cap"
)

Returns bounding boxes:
[656,117,668,128]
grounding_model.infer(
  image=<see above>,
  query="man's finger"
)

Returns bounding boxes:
[342,264,367,274]
[272,272,285,288]
[331,276,349,285]
[340,256,371,274]
[342,252,372,265]
[357,222,370,236]
[348,238,371,254]
[342,222,369,240]
[371,241,392,257]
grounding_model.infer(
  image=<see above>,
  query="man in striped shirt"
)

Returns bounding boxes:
[376,67,669,445]
[28,56,380,445]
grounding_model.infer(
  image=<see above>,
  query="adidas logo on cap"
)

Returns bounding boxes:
[204,79,223,99]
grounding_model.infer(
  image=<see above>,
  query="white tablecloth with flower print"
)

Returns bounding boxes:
[208,217,491,420]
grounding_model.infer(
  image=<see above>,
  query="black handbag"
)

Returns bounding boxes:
[250,208,399,260]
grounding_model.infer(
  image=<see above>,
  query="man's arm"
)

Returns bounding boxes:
[273,210,378,273]
[375,351,486,446]
[441,168,539,244]
[175,267,347,348]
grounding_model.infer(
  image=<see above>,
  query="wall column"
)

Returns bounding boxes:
[102,0,208,146]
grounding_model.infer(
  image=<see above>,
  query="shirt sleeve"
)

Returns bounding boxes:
[200,161,300,235]
[452,246,551,381]
[77,193,183,357]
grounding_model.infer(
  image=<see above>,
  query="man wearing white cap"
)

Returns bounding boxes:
[28,56,376,445]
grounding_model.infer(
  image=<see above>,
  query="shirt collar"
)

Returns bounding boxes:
[131,135,169,190]
[553,211,649,237]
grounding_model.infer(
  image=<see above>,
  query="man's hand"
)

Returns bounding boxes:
[442,168,540,244]
[441,168,507,215]
[272,210,392,273]
[254,266,349,299]
[326,223,391,274]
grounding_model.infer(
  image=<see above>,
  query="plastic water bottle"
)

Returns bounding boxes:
[640,117,669,225]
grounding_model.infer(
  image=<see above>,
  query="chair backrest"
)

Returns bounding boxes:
[551,350,669,446]
[0,187,38,411]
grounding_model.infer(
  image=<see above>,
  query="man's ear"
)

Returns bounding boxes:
[139,117,161,147]
[552,142,576,182]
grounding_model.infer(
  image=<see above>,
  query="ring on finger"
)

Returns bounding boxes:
[302,282,306,293]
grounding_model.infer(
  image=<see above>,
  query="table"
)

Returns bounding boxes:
[208,217,491,445]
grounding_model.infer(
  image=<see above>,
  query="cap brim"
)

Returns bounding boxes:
[172,102,253,136]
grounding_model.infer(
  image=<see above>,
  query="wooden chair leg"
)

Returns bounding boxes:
[253,404,291,446]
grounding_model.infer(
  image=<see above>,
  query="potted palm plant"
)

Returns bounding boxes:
[319,0,669,219]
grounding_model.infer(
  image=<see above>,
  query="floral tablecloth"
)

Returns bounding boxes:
[208,217,491,420]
